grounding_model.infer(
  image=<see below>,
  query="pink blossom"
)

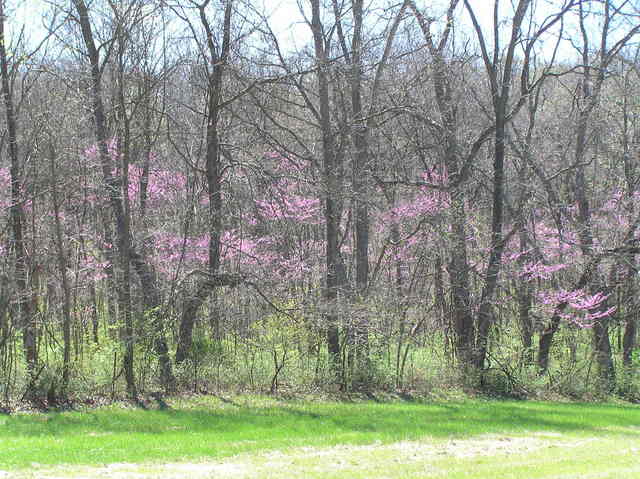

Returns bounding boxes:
[520,261,568,280]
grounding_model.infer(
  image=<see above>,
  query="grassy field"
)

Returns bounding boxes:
[0,395,639,478]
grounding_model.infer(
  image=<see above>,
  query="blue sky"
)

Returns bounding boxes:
[9,0,632,63]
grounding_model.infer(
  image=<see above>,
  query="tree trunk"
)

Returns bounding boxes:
[0,2,37,390]
[49,143,73,398]
[463,0,533,370]
[474,103,508,370]
[350,0,370,373]
[72,0,174,391]
[517,280,534,364]
[537,255,602,374]
[310,0,342,375]
[449,196,474,368]
[593,319,615,388]
[409,1,474,369]
[622,311,637,368]
[537,313,561,375]
[174,1,233,366]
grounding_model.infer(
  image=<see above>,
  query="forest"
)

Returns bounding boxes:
[0,0,639,407]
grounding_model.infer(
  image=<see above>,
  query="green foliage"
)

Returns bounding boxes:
[249,302,310,393]
[175,336,229,392]
[250,302,307,353]
[4,297,640,402]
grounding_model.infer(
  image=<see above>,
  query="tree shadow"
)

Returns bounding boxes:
[2,398,639,443]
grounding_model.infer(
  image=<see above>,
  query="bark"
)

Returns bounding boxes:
[449,197,474,366]
[593,316,615,388]
[622,311,637,367]
[115,39,137,399]
[175,274,243,364]
[517,268,534,364]
[350,0,370,367]
[49,143,73,398]
[513,202,533,364]
[510,93,541,365]
[621,69,638,370]
[90,284,99,344]
[0,276,8,344]
[515,166,533,364]
[310,0,342,371]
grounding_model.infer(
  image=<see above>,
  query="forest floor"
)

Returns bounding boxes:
[1,394,639,478]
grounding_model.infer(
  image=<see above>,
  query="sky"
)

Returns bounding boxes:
[257,0,582,60]
[261,0,512,54]
[9,0,636,63]
[10,1,549,42]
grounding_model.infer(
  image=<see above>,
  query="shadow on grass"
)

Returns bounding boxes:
[0,398,638,468]
[3,399,639,438]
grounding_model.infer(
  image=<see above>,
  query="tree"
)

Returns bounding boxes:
[331,0,409,384]
[0,0,38,396]
[70,0,175,392]
[463,0,575,370]
[537,0,640,382]
[167,0,247,366]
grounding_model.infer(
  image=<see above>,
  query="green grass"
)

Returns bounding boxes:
[1,395,639,477]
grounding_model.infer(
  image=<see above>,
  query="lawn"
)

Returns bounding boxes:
[1,395,639,478]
